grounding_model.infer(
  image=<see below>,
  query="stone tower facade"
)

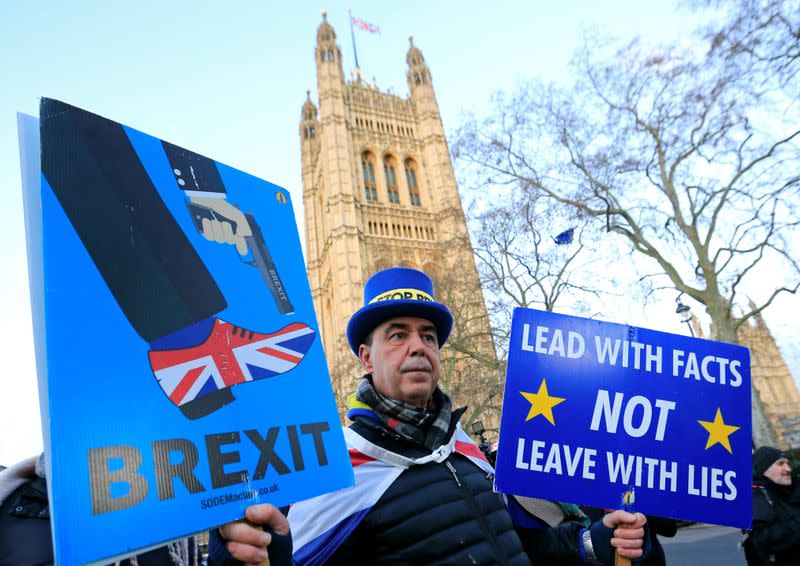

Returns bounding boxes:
[300,15,500,431]
[737,311,800,449]
[693,311,800,449]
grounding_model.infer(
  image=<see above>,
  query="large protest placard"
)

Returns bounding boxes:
[495,307,752,528]
[18,99,353,565]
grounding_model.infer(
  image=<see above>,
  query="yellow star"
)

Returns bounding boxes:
[698,408,740,454]
[520,379,566,426]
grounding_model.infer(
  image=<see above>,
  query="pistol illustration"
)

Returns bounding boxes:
[162,140,294,315]
[185,201,294,315]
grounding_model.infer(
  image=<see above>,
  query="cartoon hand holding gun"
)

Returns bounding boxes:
[162,141,294,315]
[189,196,252,255]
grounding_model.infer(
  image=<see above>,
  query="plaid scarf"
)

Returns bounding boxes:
[352,375,452,451]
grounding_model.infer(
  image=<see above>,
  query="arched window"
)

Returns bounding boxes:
[405,159,421,206]
[384,156,399,204]
[361,152,377,202]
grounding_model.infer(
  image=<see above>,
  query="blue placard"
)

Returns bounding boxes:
[495,308,752,529]
[20,100,354,565]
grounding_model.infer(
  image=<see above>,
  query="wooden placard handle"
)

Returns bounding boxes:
[615,552,631,566]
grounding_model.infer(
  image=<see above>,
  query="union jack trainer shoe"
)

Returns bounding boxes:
[149,318,316,419]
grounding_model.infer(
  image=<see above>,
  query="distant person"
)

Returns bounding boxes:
[743,446,800,565]
[0,454,201,565]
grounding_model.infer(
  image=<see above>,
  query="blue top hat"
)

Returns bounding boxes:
[346,267,453,354]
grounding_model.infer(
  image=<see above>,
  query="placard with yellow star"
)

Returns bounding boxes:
[698,408,740,453]
[520,379,566,425]
[494,307,752,530]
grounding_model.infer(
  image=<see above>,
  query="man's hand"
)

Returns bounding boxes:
[190,196,252,255]
[218,504,290,564]
[602,510,647,559]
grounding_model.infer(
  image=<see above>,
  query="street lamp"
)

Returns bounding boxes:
[675,293,695,337]
[471,420,492,462]
[471,420,487,443]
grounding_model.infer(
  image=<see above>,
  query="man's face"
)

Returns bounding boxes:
[358,316,442,408]
[764,457,792,486]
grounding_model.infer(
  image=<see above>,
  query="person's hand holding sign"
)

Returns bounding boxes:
[605,510,647,557]
[216,504,291,566]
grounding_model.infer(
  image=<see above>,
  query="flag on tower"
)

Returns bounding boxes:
[351,15,381,34]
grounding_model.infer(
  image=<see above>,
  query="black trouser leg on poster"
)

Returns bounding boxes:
[40,99,232,417]
[40,98,227,341]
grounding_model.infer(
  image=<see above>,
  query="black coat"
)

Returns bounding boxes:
[210,409,621,565]
[0,470,199,566]
[747,478,800,565]
[0,475,52,566]
[331,415,603,565]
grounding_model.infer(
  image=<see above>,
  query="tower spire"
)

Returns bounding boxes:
[406,35,431,91]
[302,23,500,433]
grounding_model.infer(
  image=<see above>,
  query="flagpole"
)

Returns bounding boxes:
[348,8,361,75]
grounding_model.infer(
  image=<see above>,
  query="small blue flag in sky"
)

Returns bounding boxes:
[553,228,575,245]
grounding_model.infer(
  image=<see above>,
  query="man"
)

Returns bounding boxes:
[211,267,647,565]
[744,446,800,565]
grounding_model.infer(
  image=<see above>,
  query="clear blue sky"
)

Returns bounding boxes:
[2,1,797,464]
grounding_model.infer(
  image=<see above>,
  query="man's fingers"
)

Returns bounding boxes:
[612,529,644,544]
[225,540,269,564]
[218,521,271,548]
[614,545,644,559]
[606,511,646,560]
[247,503,290,535]
[603,510,647,528]
[628,512,647,529]
[614,527,645,540]
[602,510,632,527]
[215,505,288,565]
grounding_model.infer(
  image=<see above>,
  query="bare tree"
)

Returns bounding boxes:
[427,245,505,435]
[431,196,626,435]
[700,0,800,91]
[468,196,618,356]
[454,32,800,447]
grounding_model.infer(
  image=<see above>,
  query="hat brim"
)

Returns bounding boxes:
[346,300,453,354]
